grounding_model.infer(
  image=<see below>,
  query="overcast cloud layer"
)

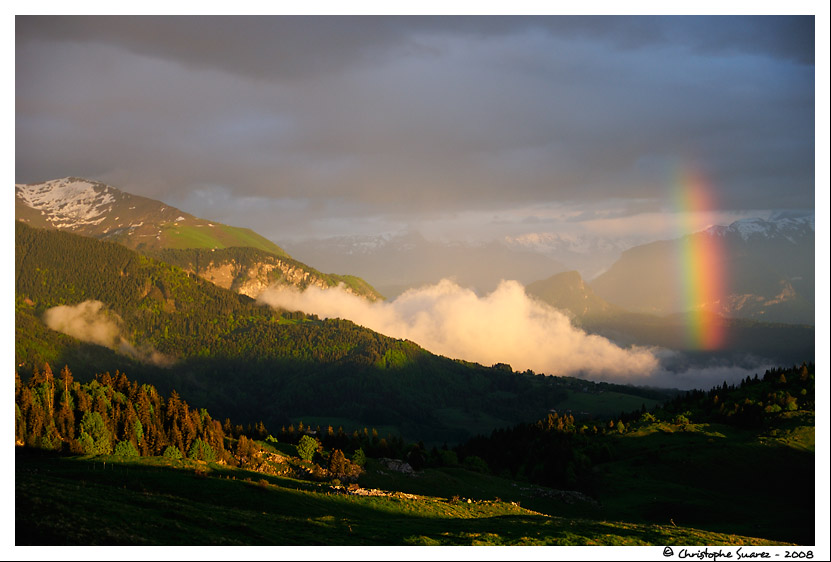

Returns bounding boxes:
[15,15,816,244]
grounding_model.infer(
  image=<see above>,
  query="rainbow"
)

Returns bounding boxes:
[673,166,727,350]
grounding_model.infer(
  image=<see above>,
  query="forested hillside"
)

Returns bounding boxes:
[15,365,228,461]
[19,221,652,443]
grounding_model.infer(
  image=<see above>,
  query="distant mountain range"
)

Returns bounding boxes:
[589,215,815,325]
[286,230,648,296]
[286,231,567,298]
[521,214,815,364]
[17,178,814,326]
[525,270,813,364]
[15,177,381,301]
[286,212,815,327]
[502,232,642,280]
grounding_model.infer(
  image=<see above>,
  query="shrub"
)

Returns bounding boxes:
[350,447,366,467]
[673,414,690,426]
[78,432,95,455]
[463,455,489,473]
[438,449,458,466]
[113,440,139,458]
[188,438,216,462]
[79,411,112,455]
[163,445,183,459]
[297,435,319,462]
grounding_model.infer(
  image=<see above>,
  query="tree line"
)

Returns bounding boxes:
[453,362,815,493]
[15,364,236,463]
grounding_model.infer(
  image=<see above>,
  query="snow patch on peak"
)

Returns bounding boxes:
[16,177,116,229]
[503,232,633,254]
[731,218,771,238]
[705,214,814,241]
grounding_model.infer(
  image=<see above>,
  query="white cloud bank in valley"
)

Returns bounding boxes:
[43,300,171,366]
[258,279,660,381]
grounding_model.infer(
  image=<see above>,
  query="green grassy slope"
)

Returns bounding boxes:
[155,222,289,256]
[451,365,816,545]
[594,416,815,544]
[15,450,787,546]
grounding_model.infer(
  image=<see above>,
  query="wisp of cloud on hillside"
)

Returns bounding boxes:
[43,300,171,367]
[258,279,659,380]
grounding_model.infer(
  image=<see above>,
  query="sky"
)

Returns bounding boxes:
[14,14,822,247]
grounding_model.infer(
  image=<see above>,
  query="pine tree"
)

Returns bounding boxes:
[329,449,348,477]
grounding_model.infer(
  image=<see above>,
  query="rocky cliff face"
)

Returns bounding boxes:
[192,254,379,301]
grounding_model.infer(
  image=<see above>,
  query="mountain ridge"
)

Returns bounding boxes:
[525,270,624,320]
[15,177,381,301]
[523,269,813,364]
[286,230,568,298]
[589,215,814,324]
[15,177,289,256]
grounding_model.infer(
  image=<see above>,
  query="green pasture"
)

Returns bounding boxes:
[16,450,788,546]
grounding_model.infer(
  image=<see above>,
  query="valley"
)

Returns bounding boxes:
[15,15,822,554]
[15,364,815,546]
[14,178,819,548]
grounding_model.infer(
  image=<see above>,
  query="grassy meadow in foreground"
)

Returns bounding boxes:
[15,449,790,546]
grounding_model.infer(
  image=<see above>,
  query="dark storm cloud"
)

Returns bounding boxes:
[15,15,814,78]
[15,15,816,240]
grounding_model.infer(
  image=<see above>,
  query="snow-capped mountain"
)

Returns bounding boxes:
[706,213,815,243]
[15,177,251,251]
[502,232,634,255]
[15,177,381,301]
[590,215,815,324]
[16,177,120,230]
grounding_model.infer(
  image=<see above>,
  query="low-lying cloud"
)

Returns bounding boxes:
[258,279,660,381]
[644,349,776,391]
[43,300,121,347]
[43,300,171,367]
